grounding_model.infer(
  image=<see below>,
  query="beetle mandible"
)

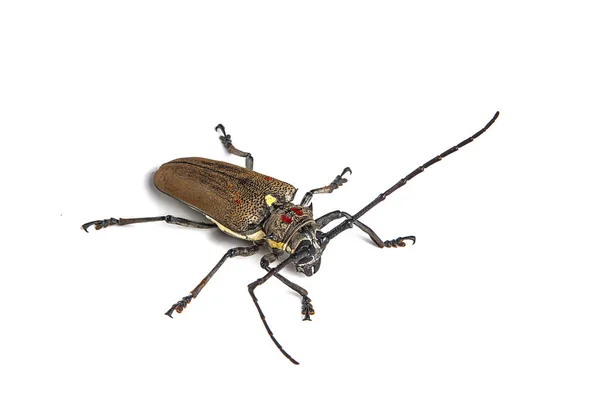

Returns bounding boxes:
[82,112,500,364]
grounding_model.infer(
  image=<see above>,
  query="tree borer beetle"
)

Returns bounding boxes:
[82,112,500,364]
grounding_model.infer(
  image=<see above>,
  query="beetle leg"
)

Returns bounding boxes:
[215,124,254,170]
[300,167,352,206]
[260,252,315,321]
[316,210,416,248]
[81,215,216,233]
[165,244,261,318]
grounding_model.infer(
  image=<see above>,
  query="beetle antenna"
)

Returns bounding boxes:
[248,256,300,364]
[325,111,500,241]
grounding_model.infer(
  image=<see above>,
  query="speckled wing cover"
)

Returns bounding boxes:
[154,157,297,233]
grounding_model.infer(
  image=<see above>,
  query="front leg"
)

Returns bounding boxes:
[316,210,415,248]
[300,167,352,206]
[260,251,315,321]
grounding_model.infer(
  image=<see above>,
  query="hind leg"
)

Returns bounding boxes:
[165,244,261,317]
[215,124,254,170]
[82,215,216,233]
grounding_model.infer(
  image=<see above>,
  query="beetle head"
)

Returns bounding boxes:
[289,224,325,277]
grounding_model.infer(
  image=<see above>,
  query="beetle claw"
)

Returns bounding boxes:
[404,236,416,245]
[81,221,98,232]
[383,236,416,248]
[164,307,175,318]
[165,295,193,317]
[215,124,229,140]
[81,218,119,233]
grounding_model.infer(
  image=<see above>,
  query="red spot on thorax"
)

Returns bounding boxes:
[234,199,241,205]
[281,215,292,223]
[290,207,303,216]
[264,176,272,181]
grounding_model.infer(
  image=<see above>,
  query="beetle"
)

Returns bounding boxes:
[83,112,500,364]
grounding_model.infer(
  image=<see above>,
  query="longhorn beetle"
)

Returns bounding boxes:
[83,112,500,364]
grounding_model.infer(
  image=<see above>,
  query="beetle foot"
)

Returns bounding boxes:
[383,236,416,248]
[215,124,233,148]
[81,218,119,233]
[219,134,233,149]
[165,295,193,318]
[329,167,352,190]
[301,296,315,321]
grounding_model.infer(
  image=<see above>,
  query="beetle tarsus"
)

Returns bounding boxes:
[81,218,119,233]
[165,295,193,317]
[383,236,416,248]
[219,134,233,148]
[330,167,352,189]
[300,166,353,206]
[301,296,314,321]
[215,124,232,146]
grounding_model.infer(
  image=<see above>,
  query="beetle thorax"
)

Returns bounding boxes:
[263,203,315,253]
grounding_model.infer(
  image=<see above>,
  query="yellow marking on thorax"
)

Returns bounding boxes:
[206,216,266,241]
[267,239,287,251]
[265,194,277,207]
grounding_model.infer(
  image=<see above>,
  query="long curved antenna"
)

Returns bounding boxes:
[325,111,500,241]
[248,256,300,364]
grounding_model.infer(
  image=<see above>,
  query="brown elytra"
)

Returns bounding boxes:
[154,157,297,233]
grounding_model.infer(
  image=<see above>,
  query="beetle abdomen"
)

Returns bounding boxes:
[154,157,297,234]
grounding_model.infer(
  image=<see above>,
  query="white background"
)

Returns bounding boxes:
[1,1,599,397]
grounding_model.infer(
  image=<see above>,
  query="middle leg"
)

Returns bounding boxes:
[300,167,352,206]
[260,250,314,321]
[316,210,416,248]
